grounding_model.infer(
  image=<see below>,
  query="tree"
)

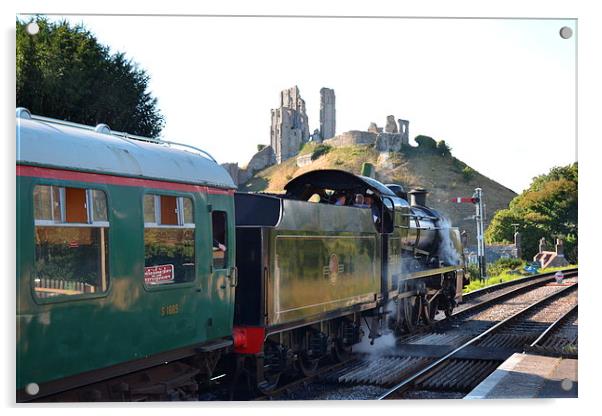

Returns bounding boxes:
[485,163,578,262]
[17,17,164,137]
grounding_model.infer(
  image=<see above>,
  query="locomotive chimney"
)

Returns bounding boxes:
[409,188,428,206]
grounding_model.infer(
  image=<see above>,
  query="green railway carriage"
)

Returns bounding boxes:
[16,109,237,401]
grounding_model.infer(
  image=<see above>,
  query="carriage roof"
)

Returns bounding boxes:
[16,109,236,190]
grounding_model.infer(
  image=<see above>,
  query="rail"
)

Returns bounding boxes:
[378,282,577,399]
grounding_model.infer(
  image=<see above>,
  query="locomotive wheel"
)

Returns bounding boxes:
[297,352,320,377]
[401,295,422,333]
[422,296,438,325]
[332,339,352,362]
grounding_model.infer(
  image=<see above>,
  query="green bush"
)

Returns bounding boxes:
[466,263,480,281]
[487,258,525,277]
[437,140,452,157]
[311,144,332,160]
[451,157,466,173]
[415,135,437,150]
[462,166,476,182]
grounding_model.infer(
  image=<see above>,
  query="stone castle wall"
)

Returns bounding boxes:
[375,132,405,152]
[323,130,377,147]
[323,127,409,153]
[270,86,309,163]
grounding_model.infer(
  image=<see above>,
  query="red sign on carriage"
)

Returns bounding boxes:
[144,264,175,285]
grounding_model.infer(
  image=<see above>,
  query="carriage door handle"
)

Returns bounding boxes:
[227,266,238,288]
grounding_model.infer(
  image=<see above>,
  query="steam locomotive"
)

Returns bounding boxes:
[16,109,465,401]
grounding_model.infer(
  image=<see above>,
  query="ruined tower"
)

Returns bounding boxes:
[270,86,310,163]
[319,87,336,140]
[398,119,410,145]
[385,115,398,133]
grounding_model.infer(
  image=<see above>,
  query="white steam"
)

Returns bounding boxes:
[437,217,461,266]
[352,300,398,355]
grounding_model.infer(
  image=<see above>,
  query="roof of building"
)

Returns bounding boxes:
[16,109,236,190]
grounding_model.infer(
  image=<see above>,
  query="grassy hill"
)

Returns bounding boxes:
[239,143,517,238]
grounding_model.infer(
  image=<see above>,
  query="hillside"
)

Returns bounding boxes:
[239,143,517,238]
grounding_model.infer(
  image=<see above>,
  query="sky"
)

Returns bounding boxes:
[22,15,576,193]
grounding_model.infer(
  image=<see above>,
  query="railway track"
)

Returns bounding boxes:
[378,282,577,400]
[260,269,577,401]
[452,268,577,316]
[252,358,357,401]
[525,304,578,358]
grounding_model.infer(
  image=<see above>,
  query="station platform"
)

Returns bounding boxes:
[465,353,577,399]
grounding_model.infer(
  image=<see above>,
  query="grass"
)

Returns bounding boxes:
[463,264,577,294]
[562,344,578,354]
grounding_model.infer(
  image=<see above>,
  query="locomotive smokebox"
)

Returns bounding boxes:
[409,188,428,206]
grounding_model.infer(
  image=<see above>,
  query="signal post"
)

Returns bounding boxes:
[452,188,487,280]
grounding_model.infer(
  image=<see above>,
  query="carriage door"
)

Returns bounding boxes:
[207,193,237,336]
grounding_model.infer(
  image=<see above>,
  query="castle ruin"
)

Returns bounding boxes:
[270,86,310,163]
[385,115,398,133]
[319,88,336,141]
[322,118,410,152]
[222,85,413,186]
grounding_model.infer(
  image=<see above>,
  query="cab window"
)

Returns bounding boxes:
[33,185,110,299]
[143,194,195,286]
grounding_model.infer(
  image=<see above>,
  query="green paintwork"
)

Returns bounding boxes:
[16,172,236,391]
[266,201,381,326]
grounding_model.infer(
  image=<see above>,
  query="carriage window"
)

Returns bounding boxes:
[33,185,109,299]
[212,211,227,269]
[143,194,195,286]
[92,190,108,222]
